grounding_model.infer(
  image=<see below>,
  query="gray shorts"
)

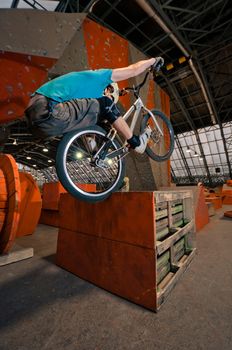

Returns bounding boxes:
[25,94,120,138]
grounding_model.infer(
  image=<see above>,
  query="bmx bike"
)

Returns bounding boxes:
[56,62,175,202]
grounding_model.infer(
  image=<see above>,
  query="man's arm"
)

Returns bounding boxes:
[111,57,156,82]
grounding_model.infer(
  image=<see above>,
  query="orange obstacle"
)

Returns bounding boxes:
[195,186,210,231]
[222,190,232,205]
[40,182,96,227]
[0,154,21,254]
[56,191,196,311]
[42,182,66,211]
[39,182,66,227]
[0,169,7,232]
[40,209,60,227]
[205,196,222,210]
[16,172,42,237]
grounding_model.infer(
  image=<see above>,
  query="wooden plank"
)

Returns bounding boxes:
[0,245,33,266]
[156,227,169,241]
[157,250,170,270]
[173,237,185,253]
[172,212,183,224]
[155,208,168,220]
[155,201,167,210]
[176,249,196,267]
[173,248,185,262]
[157,272,174,292]
[171,204,183,214]
[157,263,171,284]
[155,191,192,204]
[177,254,188,265]
[157,249,196,309]
[156,217,168,230]
[156,221,194,255]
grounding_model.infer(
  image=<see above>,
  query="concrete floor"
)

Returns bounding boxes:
[0,206,232,350]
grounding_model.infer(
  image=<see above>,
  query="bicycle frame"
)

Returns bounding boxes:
[122,96,163,136]
[94,97,164,163]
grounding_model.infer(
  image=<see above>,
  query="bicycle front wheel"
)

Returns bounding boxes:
[141,110,175,162]
[56,126,125,203]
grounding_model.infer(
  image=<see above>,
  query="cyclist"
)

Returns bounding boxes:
[25,57,164,154]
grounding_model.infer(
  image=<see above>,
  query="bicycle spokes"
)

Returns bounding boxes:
[64,132,123,195]
[142,111,174,162]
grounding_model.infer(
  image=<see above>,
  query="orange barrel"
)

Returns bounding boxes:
[0,154,21,254]
[16,172,42,237]
[0,169,7,232]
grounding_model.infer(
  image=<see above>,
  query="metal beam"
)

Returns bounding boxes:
[171,167,177,182]
[83,0,100,13]
[23,0,48,10]
[100,0,121,20]
[180,27,208,34]
[162,5,200,15]
[175,136,193,181]
[11,0,20,7]
[55,0,70,12]
[210,0,229,31]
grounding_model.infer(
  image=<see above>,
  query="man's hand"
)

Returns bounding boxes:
[152,57,164,71]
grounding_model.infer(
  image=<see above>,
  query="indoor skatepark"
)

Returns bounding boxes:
[0,1,232,349]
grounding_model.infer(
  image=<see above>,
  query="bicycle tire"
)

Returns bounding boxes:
[140,109,175,162]
[56,126,125,203]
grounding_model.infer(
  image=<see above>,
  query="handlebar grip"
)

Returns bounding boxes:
[151,57,164,72]
[119,88,133,96]
[119,88,127,96]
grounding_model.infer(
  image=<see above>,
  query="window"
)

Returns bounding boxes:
[171,122,232,184]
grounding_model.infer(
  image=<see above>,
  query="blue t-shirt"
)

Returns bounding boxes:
[36,69,113,102]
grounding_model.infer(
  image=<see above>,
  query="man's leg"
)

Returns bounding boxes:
[112,117,133,140]
[98,96,151,154]
[112,117,151,154]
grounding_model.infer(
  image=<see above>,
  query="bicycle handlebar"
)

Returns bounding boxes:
[119,57,164,97]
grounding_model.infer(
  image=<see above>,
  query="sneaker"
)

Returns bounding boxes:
[134,126,152,154]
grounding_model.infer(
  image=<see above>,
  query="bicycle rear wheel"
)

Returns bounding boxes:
[56,126,125,202]
[141,110,174,162]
